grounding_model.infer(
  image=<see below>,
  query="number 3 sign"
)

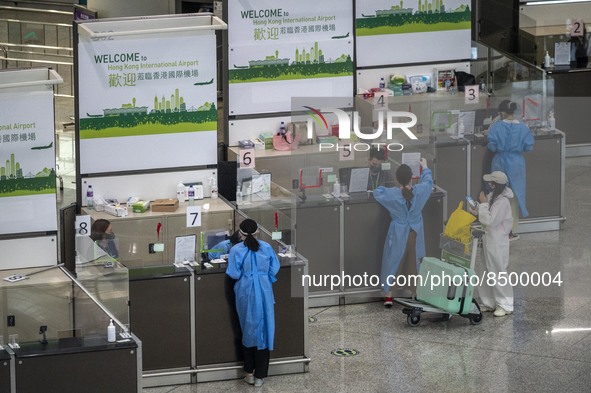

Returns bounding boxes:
[464,85,479,104]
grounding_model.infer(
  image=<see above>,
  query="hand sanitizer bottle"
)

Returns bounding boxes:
[333,178,341,197]
[544,50,551,68]
[458,120,465,138]
[379,77,385,89]
[107,319,116,342]
[209,177,219,199]
[176,181,185,203]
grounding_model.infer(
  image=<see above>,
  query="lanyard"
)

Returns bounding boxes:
[370,172,380,190]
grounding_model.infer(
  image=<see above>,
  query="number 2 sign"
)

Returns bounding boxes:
[571,19,585,37]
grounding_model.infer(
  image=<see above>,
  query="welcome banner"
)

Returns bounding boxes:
[228,0,354,116]
[77,17,218,174]
[0,86,57,234]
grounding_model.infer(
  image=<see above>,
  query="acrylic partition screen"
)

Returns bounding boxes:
[0,69,58,235]
[227,0,354,116]
[355,0,472,67]
[76,15,218,175]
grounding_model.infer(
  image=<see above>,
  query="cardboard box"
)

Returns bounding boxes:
[152,198,179,212]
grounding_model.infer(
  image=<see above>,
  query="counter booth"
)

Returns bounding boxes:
[84,197,308,388]
[0,260,140,393]
[355,54,565,234]
[231,132,446,307]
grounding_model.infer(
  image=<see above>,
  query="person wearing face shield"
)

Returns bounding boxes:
[367,147,395,191]
[374,158,432,307]
[90,218,119,259]
[469,171,514,317]
[487,100,534,241]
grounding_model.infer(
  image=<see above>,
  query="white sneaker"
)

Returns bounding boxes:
[244,375,255,385]
[494,306,513,317]
[254,378,264,387]
[480,305,494,312]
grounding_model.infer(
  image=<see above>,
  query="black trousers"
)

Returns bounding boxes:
[243,345,270,379]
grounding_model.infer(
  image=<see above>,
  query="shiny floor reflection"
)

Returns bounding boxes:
[142,157,591,393]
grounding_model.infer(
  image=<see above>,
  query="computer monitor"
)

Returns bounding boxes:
[339,167,370,193]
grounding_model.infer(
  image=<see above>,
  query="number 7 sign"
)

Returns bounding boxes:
[186,206,202,227]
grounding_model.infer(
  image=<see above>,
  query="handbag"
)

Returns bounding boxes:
[288,121,314,145]
[272,130,300,151]
[454,71,476,92]
[443,201,476,246]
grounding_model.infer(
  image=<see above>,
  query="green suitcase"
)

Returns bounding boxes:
[416,256,475,315]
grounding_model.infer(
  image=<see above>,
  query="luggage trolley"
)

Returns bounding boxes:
[394,228,485,327]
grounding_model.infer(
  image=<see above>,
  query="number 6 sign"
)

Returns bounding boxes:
[239,148,255,169]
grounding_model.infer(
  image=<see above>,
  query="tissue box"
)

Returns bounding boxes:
[132,200,151,213]
[105,204,128,217]
[253,138,265,150]
[151,198,179,212]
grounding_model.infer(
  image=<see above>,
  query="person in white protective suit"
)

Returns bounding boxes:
[471,171,515,317]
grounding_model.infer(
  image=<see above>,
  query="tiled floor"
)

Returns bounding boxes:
[141,157,591,392]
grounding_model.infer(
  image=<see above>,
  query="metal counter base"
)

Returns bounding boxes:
[517,217,566,233]
[566,143,591,158]
[142,357,310,387]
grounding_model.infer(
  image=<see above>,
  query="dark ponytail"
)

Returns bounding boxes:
[239,219,260,252]
[396,164,414,208]
[498,100,517,116]
[489,183,506,211]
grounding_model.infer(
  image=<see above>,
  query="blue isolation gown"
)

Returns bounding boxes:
[374,168,433,293]
[208,239,231,259]
[487,120,534,217]
[226,241,280,350]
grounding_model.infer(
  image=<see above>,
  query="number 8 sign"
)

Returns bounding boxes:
[75,215,91,237]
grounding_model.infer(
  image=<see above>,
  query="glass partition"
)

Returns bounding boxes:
[75,235,130,328]
[519,2,591,71]
[0,265,128,348]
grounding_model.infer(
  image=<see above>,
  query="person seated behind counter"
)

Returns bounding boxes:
[90,218,118,259]
[208,230,241,260]
[367,147,394,191]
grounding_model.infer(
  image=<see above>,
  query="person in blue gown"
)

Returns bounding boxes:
[374,158,432,306]
[208,230,240,260]
[487,100,534,240]
[226,219,280,387]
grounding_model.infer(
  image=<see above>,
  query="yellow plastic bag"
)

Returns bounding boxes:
[443,201,476,246]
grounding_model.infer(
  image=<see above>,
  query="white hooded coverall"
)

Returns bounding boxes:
[477,187,514,312]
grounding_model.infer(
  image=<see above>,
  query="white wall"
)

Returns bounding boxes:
[87,0,176,18]
[520,2,591,28]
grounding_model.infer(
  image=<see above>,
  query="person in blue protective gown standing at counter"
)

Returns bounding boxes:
[208,230,241,260]
[374,158,432,307]
[226,219,280,388]
[487,100,534,241]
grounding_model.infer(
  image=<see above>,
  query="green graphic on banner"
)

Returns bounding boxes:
[80,88,216,139]
[0,150,56,198]
[356,1,470,36]
[229,42,353,84]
